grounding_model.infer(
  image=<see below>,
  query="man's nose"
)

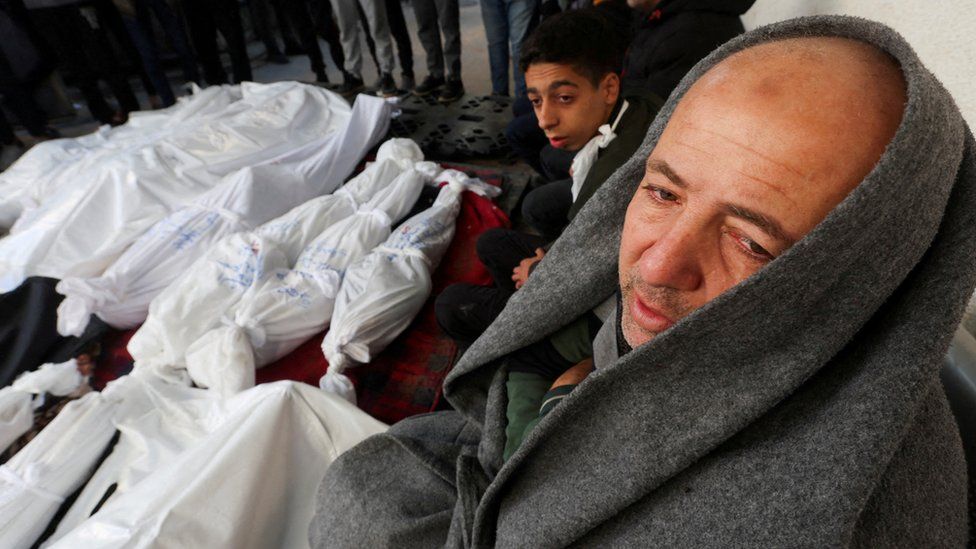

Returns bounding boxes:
[637,222,704,292]
[537,101,557,130]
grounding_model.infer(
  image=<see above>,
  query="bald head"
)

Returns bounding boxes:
[684,37,906,210]
[618,37,907,348]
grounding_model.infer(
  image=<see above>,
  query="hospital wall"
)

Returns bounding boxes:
[742,1,976,127]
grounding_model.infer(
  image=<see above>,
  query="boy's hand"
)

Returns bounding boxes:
[512,248,546,289]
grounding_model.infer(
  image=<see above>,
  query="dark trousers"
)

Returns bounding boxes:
[350,0,411,77]
[121,11,176,105]
[412,0,460,79]
[182,0,252,85]
[138,0,199,84]
[310,0,346,72]
[249,0,284,56]
[385,0,413,77]
[435,228,547,344]
[521,178,572,242]
[279,0,327,76]
[28,3,140,124]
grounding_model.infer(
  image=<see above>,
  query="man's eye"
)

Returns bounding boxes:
[645,185,678,202]
[735,234,773,260]
[529,98,541,108]
[557,95,574,103]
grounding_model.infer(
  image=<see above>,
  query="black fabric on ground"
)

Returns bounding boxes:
[0,277,109,388]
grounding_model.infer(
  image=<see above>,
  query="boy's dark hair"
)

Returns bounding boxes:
[519,8,629,87]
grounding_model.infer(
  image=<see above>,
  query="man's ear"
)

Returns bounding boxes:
[601,73,621,105]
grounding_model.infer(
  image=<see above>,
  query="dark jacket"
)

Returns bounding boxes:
[622,0,754,100]
[568,92,661,220]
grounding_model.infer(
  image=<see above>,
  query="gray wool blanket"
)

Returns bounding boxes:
[310,16,976,548]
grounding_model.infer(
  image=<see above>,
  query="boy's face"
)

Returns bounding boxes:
[525,62,621,151]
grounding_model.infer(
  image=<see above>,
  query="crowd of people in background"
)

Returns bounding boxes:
[0,0,755,156]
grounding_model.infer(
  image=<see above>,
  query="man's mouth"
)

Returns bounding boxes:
[629,292,675,333]
[548,136,568,148]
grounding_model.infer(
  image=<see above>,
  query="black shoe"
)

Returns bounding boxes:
[401,71,416,92]
[267,51,289,65]
[334,74,364,95]
[377,73,397,97]
[437,78,464,103]
[413,74,444,97]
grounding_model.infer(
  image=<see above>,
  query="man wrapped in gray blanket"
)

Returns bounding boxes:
[310,15,976,547]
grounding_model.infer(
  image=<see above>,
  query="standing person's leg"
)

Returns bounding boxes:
[271,0,303,53]
[181,0,228,85]
[383,0,413,88]
[147,0,201,84]
[280,0,328,81]
[410,0,445,93]
[27,6,115,122]
[506,0,536,98]
[329,0,365,79]
[478,0,509,96]
[353,2,380,73]
[355,0,394,74]
[209,0,252,83]
[86,1,141,116]
[438,0,461,79]
[310,0,347,75]
[248,0,287,62]
[123,3,176,106]
[434,0,462,101]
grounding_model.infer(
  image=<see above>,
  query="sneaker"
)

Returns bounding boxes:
[334,74,365,95]
[377,72,397,97]
[437,78,464,103]
[400,71,416,92]
[413,74,444,97]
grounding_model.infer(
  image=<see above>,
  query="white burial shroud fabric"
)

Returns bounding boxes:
[0,360,85,453]
[319,170,502,403]
[53,94,392,337]
[44,381,385,549]
[184,162,437,396]
[0,85,242,230]
[126,139,425,373]
[0,82,352,292]
[0,362,385,549]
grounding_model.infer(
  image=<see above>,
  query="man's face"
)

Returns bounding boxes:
[525,62,620,151]
[617,38,905,348]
